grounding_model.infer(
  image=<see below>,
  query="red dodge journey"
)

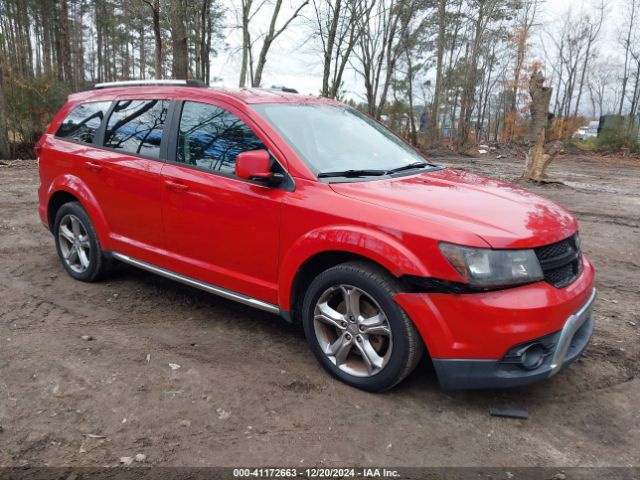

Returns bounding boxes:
[36,80,596,392]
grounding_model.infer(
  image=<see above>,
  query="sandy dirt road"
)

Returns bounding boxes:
[0,154,638,468]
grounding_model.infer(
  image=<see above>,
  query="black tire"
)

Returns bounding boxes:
[53,201,107,282]
[301,261,424,392]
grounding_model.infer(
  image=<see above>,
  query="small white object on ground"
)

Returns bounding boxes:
[169,363,181,370]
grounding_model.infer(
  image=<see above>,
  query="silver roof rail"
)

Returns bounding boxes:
[93,79,207,89]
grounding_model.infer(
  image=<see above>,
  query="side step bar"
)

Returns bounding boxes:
[111,252,280,314]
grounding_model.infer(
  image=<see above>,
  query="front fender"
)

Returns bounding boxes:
[47,174,111,249]
[278,225,429,310]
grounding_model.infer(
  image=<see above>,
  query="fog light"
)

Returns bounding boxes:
[520,342,547,370]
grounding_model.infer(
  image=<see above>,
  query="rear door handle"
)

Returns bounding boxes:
[165,180,190,192]
[84,161,103,172]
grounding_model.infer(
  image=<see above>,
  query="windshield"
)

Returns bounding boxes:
[252,104,432,177]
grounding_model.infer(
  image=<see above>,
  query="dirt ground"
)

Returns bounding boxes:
[0,153,638,468]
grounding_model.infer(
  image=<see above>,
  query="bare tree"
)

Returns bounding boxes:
[510,0,540,114]
[618,0,639,115]
[239,0,309,88]
[544,8,589,118]
[588,59,615,117]
[353,0,420,119]
[141,0,163,79]
[458,0,515,149]
[504,0,540,141]
[311,0,367,98]
[427,0,446,145]
[573,0,605,116]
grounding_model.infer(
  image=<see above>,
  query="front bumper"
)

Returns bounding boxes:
[394,257,596,390]
[432,288,596,390]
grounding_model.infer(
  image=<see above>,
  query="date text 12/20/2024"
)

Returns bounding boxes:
[233,468,401,478]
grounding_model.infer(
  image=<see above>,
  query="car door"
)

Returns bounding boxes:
[159,100,286,304]
[94,98,169,259]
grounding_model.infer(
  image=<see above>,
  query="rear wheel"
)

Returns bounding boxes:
[302,261,423,392]
[54,202,107,282]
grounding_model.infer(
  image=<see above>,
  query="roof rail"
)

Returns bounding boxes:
[93,79,207,89]
[269,85,299,94]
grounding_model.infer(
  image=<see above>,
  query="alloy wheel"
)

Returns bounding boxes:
[58,214,91,273]
[313,284,393,377]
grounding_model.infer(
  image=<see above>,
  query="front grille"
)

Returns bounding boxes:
[534,234,582,288]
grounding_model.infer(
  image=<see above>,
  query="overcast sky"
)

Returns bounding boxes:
[209,0,623,100]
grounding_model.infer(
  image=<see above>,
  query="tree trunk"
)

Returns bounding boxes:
[239,0,251,87]
[139,23,146,79]
[171,0,188,79]
[322,0,342,97]
[199,0,211,83]
[458,3,484,150]
[522,71,557,182]
[95,1,103,81]
[406,51,417,146]
[0,70,9,160]
[619,0,637,114]
[427,0,446,146]
[253,0,283,88]
[41,0,53,76]
[329,6,359,99]
[145,0,162,79]
[252,0,308,87]
[59,0,72,86]
[205,9,213,84]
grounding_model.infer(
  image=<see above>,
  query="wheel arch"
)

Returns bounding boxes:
[47,191,80,231]
[280,225,430,321]
[46,175,111,249]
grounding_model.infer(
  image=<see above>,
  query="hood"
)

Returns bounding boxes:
[329,168,578,249]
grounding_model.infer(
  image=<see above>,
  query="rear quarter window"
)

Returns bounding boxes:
[104,99,169,159]
[55,101,112,144]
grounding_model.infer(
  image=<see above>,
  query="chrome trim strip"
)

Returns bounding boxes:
[94,80,190,88]
[549,288,597,376]
[111,252,280,314]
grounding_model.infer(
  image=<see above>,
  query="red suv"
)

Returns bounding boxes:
[36,80,596,392]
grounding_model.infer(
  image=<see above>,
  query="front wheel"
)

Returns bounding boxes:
[301,261,424,392]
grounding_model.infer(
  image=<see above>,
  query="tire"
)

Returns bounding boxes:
[301,261,424,392]
[53,201,107,282]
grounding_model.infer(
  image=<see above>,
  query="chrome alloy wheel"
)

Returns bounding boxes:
[313,284,393,377]
[58,214,91,273]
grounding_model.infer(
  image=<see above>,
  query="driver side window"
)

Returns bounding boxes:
[176,101,265,175]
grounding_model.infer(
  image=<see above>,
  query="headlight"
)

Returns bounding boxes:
[439,243,543,288]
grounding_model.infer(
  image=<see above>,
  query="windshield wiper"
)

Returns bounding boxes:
[385,162,430,175]
[317,169,388,178]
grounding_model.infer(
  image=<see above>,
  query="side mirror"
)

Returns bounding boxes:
[236,149,283,186]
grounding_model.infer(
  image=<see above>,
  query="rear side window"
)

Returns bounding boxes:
[176,101,265,175]
[56,101,112,144]
[104,100,169,159]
